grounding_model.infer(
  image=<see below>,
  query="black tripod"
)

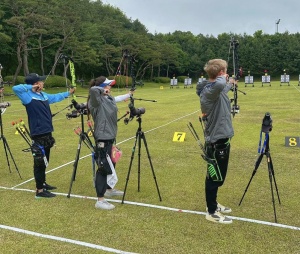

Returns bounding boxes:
[0,109,22,178]
[67,110,94,198]
[122,116,162,203]
[239,131,281,222]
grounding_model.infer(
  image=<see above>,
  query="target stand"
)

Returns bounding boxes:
[280,74,290,86]
[245,75,254,87]
[262,75,271,86]
[170,78,179,89]
[184,78,193,88]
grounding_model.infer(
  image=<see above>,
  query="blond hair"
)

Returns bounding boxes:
[204,59,228,79]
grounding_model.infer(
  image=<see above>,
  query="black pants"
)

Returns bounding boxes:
[94,140,114,198]
[32,133,55,190]
[205,138,231,214]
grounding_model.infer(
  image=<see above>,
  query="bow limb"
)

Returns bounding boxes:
[68,59,77,100]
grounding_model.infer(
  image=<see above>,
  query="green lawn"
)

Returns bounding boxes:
[0,81,300,253]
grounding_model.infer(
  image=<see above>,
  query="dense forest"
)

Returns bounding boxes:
[1,0,300,84]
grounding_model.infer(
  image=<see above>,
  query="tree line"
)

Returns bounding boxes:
[1,0,300,85]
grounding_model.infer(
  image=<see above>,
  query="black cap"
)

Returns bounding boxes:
[25,73,46,85]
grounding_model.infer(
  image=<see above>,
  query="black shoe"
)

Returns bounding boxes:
[43,182,57,190]
[35,189,56,198]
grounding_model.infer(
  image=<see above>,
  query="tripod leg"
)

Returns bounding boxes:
[239,153,264,206]
[266,152,278,223]
[2,136,22,179]
[268,153,281,204]
[67,134,84,198]
[141,132,162,201]
[1,135,12,173]
[137,131,142,192]
[122,132,138,204]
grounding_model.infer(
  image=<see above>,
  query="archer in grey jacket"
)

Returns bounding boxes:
[196,75,234,143]
[196,58,235,224]
[88,85,130,141]
[87,76,131,210]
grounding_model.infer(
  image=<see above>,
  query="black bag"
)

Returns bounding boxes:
[94,142,112,176]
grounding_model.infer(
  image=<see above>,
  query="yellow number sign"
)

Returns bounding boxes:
[173,132,186,142]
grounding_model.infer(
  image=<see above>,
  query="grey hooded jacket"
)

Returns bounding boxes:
[196,76,234,143]
[88,86,130,141]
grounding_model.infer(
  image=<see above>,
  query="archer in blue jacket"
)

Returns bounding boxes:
[13,73,75,198]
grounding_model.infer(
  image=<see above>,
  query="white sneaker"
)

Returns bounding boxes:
[104,189,124,197]
[206,211,232,224]
[95,200,115,210]
[217,203,232,213]
[206,203,232,214]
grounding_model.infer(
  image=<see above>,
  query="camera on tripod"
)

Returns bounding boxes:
[124,100,146,124]
[261,112,272,133]
[129,102,145,117]
[0,102,11,109]
[66,99,87,119]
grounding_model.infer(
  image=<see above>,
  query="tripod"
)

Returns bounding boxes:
[0,109,22,178]
[122,116,162,203]
[239,132,281,222]
[67,110,94,198]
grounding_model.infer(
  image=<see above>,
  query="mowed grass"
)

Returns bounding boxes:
[0,81,300,254]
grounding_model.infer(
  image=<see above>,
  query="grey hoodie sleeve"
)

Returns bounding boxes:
[89,86,105,107]
[204,76,226,101]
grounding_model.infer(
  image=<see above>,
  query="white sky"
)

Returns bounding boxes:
[103,0,300,36]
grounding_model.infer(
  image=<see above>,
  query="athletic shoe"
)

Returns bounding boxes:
[206,211,232,224]
[217,203,232,213]
[35,189,56,199]
[43,182,57,190]
[95,200,115,210]
[104,189,124,197]
[206,203,232,214]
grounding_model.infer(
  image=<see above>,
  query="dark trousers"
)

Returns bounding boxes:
[95,140,114,198]
[32,133,54,190]
[205,139,231,214]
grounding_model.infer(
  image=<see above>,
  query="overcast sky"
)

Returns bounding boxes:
[103,0,299,36]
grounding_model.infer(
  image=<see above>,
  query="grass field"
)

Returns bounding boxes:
[0,81,300,254]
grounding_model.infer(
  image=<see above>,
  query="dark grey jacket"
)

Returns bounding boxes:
[88,86,130,141]
[196,76,234,143]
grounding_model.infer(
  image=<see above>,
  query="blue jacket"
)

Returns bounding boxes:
[13,84,70,136]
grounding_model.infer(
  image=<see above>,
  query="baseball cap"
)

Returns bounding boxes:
[25,73,46,85]
[99,78,116,88]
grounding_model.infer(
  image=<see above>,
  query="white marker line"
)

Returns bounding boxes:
[292,84,300,93]
[0,224,137,254]
[1,187,299,231]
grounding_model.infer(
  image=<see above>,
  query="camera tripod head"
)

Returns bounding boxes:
[262,112,272,133]
[65,99,87,119]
